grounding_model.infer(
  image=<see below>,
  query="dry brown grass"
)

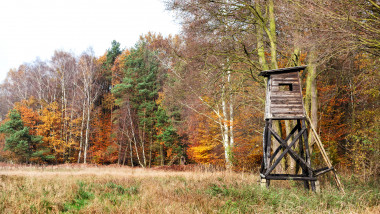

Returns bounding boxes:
[0,164,378,213]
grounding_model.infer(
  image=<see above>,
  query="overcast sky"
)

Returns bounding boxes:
[0,0,180,83]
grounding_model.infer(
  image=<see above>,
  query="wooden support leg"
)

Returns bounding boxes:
[310,180,316,192]
[261,120,269,173]
[260,178,270,188]
[259,119,321,192]
[297,120,309,189]
[265,128,307,176]
[265,120,272,187]
[315,181,321,193]
[260,159,265,174]
[302,120,315,191]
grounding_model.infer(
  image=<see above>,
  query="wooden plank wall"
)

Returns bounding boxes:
[267,72,305,119]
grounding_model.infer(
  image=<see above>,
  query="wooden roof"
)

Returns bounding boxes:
[259,65,307,77]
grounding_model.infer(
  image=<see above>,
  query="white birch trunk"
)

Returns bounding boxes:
[228,71,234,148]
[83,96,91,164]
[77,98,86,163]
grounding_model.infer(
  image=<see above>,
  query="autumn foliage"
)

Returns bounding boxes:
[0,0,378,178]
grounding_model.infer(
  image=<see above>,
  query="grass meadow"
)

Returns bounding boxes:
[0,164,378,213]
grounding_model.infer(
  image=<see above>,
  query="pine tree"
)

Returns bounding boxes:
[0,109,49,163]
[112,41,182,166]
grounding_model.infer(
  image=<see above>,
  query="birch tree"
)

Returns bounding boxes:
[76,49,100,163]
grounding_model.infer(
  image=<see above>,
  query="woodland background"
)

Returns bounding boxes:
[0,0,378,178]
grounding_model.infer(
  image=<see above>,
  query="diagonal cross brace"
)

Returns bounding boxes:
[270,123,300,163]
[271,126,311,172]
[268,127,312,174]
[265,127,311,176]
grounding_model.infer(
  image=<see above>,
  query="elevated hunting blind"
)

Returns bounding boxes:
[258,66,343,192]
[261,66,306,120]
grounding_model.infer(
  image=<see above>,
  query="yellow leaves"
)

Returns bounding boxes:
[119,49,130,62]
[97,53,107,66]
[187,113,222,165]
[8,98,81,163]
[111,49,131,87]
[38,102,61,135]
[102,93,115,110]
[189,144,218,164]
[36,101,79,161]
[37,102,62,148]
[156,92,164,105]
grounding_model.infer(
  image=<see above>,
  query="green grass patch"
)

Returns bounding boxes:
[61,181,140,212]
[100,182,140,207]
[105,182,139,196]
[63,181,94,212]
[204,176,379,213]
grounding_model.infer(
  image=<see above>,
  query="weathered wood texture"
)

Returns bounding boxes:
[265,71,306,119]
[260,119,317,192]
[260,66,319,191]
[259,65,307,77]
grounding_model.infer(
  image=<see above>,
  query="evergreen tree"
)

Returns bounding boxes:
[155,106,183,157]
[0,109,48,163]
[112,41,181,166]
[106,40,122,66]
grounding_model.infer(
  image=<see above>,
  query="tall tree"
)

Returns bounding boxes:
[77,49,101,163]
[0,109,44,163]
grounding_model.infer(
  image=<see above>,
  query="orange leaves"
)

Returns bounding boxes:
[111,50,130,87]
[36,102,66,160]
[187,113,223,165]
[89,109,118,164]
[189,144,219,164]
[12,99,78,163]
[14,100,40,135]
[97,53,107,66]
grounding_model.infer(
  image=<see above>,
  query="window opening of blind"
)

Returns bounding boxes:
[279,83,293,91]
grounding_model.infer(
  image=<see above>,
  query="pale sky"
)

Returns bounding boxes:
[0,0,180,83]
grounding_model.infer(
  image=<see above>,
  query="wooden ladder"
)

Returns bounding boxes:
[306,114,345,194]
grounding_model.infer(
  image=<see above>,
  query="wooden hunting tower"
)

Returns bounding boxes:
[261,66,306,120]
[259,66,320,191]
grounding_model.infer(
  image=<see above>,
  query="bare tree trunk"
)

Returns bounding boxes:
[127,103,144,167]
[83,97,90,164]
[67,89,76,161]
[129,140,134,167]
[221,78,232,169]
[305,48,318,153]
[78,50,100,164]
[141,131,147,167]
[60,70,68,158]
[149,145,152,167]
[122,142,128,165]
[268,0,278,70]
[133,139,143,167]
[139,109,147,167]
[160,142,164,166]
[77,98,86,163]
[149,131,153,167]
[256,3,269,71]
[228,71,234,149]
[118,140,123,165]
[288,48,301,173]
